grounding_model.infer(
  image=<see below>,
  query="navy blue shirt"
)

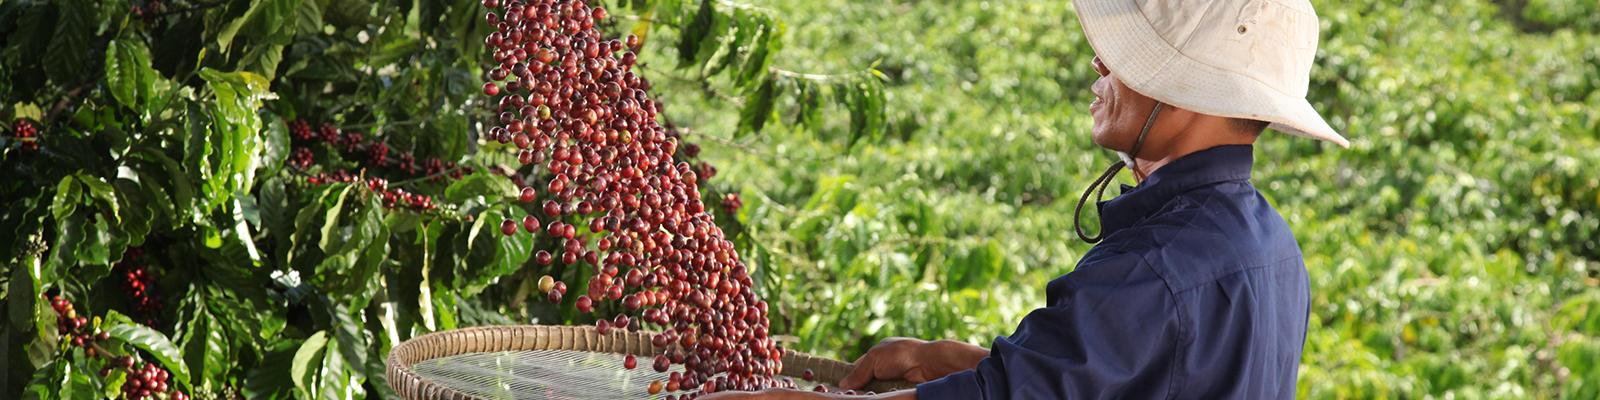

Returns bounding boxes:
[917,145,1310,399]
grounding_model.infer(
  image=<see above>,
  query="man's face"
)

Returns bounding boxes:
[1090,56,1161,153]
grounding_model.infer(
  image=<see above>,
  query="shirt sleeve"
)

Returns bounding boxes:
[916,251,1182,399]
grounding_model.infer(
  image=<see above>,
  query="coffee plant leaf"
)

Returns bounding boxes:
[737,76,777,136]
[313,183,356,253]
[676,0,716,66]
[99,366,127,400]
[293,0,325,36]
[42,0,95,85]
[20,363,58,400]
[104,39,158,114]
[106,323,191,391]
[317,331,361,399]
[330,303,369,383]
[59,356,100,400]
[111,175,155,247]
[696,14,743,79]
[734,20,779,94]
[243,342,297,399]
[289,331,328,396]
[195,69,271,215]
[130,148,198,223]
[217,0,303,52]
[75,173,119,226]
[443,171,517,208]
[179,301,230,393]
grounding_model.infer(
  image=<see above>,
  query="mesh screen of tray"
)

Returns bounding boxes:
[408,350,822,399]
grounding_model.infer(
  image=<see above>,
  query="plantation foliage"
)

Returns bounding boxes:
[0,0,1597,399]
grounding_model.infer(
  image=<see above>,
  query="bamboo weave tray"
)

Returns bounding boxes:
[385,325,912,399]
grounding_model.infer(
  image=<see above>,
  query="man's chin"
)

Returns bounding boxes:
[1089,128,1113,150]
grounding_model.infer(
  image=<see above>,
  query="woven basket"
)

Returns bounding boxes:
[385,325,912,399]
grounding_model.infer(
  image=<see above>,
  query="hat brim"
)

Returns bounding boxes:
[1073,0,1350,148]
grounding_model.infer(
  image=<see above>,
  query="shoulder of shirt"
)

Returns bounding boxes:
[1093,181,1303,293]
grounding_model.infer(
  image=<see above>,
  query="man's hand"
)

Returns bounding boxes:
[699,388,916,400]
[837,338,989,390]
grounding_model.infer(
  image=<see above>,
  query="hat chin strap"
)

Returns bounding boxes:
[1074,102,1164,244]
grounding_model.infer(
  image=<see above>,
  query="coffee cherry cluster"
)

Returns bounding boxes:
[482,0,781,395]
[129,0,164,23]
[120,360,188,400]
[45,293,190,400]
[288,119,473,181]
[9,118,39,151]
[117,248,162,326]
[719,193,742,214]
[46,294,111,355]
[303,171,440,211]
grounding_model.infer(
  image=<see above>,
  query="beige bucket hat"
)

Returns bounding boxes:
[1074,0,1349,147]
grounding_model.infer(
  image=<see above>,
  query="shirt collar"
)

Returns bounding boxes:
[1097,145,1255,236]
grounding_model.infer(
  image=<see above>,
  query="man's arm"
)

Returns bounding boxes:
[915,251,1181,399]
[712,251,1177,399]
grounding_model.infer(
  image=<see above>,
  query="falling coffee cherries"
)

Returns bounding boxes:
[484,0,788,395]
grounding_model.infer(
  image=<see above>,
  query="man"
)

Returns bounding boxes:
[706,0,1348,398]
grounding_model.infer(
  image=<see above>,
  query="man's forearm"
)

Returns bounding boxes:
[805,388,916,400]
[925,340,989,374]
[869,389,917,400]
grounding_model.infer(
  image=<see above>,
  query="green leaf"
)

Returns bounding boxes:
[260,117,292,179]
[676,0,716,66]
[100,367,127,400]
[461,207,534,294]
[231,195,263,265]
[698,19,742,79]
[45,214,85,282]
[289,184,345,268]
[431,104,471,161]
[316,184,356,252]
[295,0,326,35]
[50,176,82,223]
[20,360,60,400]
[75,173,119,224]
[196,68,272,216]
[107,324,192,390]
[330,304,369,383]
[325,0,378,26]
[290,332,329,393]
[737,77,777,136]
[735,21,780,92]
[59,357,99,400]
[132,148,197,222]
[8,243,43,330]
[244,343,297,399]
[181,301,231,393]
[689,12,732,68]
[105,39,158,111]
[442,171,518,207]
[318,196,387,307]
[241,40,290,82]
[72,215,116,271]
[112,175,155,245]
[316,332,356,399]
[218,0,304,51]
[288,329,361,399]
[44,0,96,84]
